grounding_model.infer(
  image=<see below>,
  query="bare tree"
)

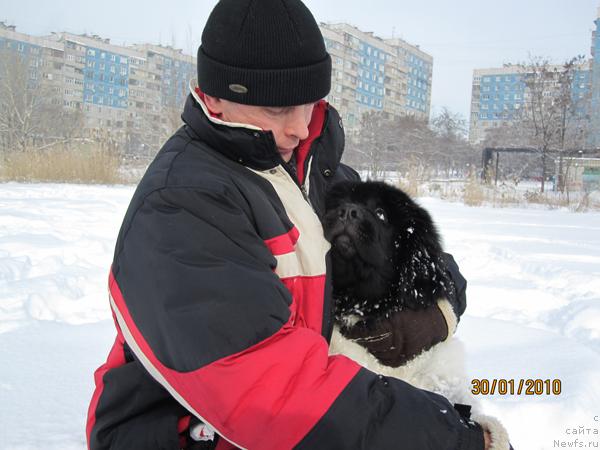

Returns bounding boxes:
[0,49,45,152]
[430,107,475,178]
[0,48,83,153]
[517,55,589,193]
[344,108,476,180]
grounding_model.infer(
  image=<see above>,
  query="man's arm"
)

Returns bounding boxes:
[110,185,486,450]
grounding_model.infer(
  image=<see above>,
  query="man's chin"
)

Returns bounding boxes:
[278,148,295,162]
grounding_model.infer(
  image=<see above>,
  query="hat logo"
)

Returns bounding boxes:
[229,84,248,94]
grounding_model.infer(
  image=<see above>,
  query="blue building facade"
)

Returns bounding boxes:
[356,41,386,110]
[589,15,600,146]
[83,46,129,108]
[477,73,527,122]
[573,68,592,116]
[0,35,43,87]
[405,52,430,114]
[160,55,195,108]
[476,70,590,123]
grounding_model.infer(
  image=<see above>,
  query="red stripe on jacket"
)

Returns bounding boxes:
[108,269,360,450]
[280,275,327,335]
[86,322,127,449]
[263,227,300,256]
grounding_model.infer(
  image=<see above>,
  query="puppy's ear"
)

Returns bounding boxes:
[385,186,444,257]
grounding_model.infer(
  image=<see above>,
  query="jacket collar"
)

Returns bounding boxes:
[181,80,345,183]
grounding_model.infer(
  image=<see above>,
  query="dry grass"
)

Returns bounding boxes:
[396,165,423,197]
[0,144,123,184]
[462,173,484,206]
[417,173,600,212]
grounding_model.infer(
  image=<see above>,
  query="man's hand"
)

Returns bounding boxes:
[339,302,449,367]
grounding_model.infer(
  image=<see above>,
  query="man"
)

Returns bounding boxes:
[87,0,500,448]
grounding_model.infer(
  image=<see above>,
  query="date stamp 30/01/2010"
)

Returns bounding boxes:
[471,378,562,396]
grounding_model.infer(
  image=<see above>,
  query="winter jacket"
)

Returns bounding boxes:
[86,83,482,450]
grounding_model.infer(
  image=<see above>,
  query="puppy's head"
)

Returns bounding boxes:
[323,181,449,316]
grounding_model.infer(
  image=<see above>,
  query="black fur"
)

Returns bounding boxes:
[322,181,455,320]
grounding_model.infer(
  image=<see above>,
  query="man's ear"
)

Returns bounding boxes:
[203,94,225,114]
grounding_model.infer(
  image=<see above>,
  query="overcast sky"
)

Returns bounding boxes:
[2,0,599,120]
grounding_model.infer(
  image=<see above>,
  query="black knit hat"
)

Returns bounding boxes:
[198,0,331,106]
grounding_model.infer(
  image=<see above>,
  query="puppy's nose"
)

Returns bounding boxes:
[338,204,361,221]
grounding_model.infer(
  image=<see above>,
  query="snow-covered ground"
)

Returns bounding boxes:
[0,183,599,450]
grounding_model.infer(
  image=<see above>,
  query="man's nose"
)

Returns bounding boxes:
[284,108,310,141]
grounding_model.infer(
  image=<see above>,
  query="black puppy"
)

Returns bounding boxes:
[323,180,455,322]
[323,182,514,448]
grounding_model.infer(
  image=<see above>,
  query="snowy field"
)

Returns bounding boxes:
[0,182,599,450]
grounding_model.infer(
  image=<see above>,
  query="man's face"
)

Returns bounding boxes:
[204,95,315,163]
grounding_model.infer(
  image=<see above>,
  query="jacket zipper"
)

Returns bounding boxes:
[300,184,309,202]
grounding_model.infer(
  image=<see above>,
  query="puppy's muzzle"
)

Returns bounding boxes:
[336,203,363,223]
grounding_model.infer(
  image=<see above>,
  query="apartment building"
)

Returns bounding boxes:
[1,21,431,147]
[386,38,433,119]
[0,23,195,154]
[469,5,600,146]
[0,23,68,106]
[320,23,432,134]
[468,63,592,145]
[589,6,600,147]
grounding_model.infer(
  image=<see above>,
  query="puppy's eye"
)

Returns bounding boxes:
[374,208,387,222]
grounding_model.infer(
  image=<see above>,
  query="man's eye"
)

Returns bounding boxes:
[374,208,386,221]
